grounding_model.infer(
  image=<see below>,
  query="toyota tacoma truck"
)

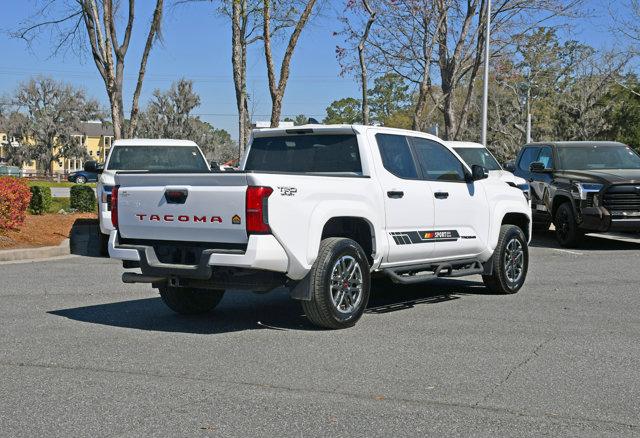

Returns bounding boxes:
[511,141,640,247]
[108,125,532,329]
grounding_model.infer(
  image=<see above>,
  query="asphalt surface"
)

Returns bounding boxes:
[1,229,640,437]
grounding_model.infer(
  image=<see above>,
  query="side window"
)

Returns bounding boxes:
[518,147,541,171]
[410,137,467,182]
[537,146,553,168]
[375,134,418,179]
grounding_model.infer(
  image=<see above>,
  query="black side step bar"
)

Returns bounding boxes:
[382,258,485,285]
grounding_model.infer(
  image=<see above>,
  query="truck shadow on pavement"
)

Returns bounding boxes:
[69,218,103,258]
[48,278,490,334]
[531,229,640,251]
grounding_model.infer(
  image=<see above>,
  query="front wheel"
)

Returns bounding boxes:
[159,286,225,315]
[554,202,584,247]
[75,175,87,184]
[301,238,371,329]
[482,225,529,294]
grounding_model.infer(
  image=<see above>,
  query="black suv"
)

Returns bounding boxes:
[507,141,640,247]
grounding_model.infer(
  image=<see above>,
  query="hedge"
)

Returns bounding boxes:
[70,185,96,213]
[0,177,32,230]
[29,185,52,215]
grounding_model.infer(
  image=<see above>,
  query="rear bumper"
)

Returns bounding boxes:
[108,231,289,275]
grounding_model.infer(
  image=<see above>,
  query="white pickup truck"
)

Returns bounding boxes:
[92,139,210,255]
[109,125,531,329]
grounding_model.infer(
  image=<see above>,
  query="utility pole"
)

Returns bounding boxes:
[481,0,492,147]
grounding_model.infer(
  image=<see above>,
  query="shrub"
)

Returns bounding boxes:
[29,186,52,215]
[70,185,96,212]
[0,177,32,230]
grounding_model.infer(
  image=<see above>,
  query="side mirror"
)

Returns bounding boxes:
[503,160,516,172]
[84,160,98,173]
[210,161,221,172]
[471,164,489,181]
[529,161,551,173]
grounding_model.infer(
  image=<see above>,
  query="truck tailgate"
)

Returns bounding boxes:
[114,173,248,244]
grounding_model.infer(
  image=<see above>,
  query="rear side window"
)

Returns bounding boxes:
[245,134,362,174]
[411,137,467,182]
[376,134,418,179]
[518,147,541,171]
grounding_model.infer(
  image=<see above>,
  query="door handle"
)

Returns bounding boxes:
[387,191,404,199]
[434,191,449,199]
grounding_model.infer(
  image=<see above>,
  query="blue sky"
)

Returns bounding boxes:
[0,0,626,140]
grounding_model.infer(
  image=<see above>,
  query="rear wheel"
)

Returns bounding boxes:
[75,175,87,184]
[554,202,584,247]
[483,225,528,294]
[301,238,370,329]
[159,286,225,315]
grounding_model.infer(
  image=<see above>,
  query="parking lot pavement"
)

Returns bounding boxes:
[1,231,639,437]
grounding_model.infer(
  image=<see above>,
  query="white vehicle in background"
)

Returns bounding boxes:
[86,139,210,255]
[446,141,530,199]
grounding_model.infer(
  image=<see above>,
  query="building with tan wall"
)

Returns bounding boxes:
[0,121,114,174]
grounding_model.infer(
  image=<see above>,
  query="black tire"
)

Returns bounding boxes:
[76,175,87,184]
[158,286,225,315]
[554,202,584,248]
[482,225,528,294]
[99,231,109,257]
[301,237,371,329]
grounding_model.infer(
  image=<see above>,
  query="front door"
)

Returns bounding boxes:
[410,137,490,260]
[373,133,435,265]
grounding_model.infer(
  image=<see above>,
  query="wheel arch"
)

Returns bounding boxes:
[551,193,574,218]
[320,216,376,265]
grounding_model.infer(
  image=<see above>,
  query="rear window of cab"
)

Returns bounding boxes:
[245,134,362,174]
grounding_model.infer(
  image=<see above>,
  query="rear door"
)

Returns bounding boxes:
[409,137,490,259]
[115,173,249,244]
[373,133,435,265]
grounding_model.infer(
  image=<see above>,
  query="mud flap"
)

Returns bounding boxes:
[289,273,312,301]
[482,256,494,276]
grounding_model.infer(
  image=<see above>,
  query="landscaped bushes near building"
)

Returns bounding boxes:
[29,186,52,215]
[0,177,32,230]
[70,185,96,213]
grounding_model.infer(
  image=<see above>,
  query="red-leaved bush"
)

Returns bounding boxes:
[0,177,32,231]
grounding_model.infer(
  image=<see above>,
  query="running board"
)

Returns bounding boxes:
[382,259,484,285]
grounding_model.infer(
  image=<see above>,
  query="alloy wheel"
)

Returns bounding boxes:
[329,255,363,314]
[503,237,524,283]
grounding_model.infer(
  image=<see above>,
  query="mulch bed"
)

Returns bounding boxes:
[0,213,97,250]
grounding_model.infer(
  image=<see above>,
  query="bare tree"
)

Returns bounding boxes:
[263,0,318,127]
[357,0,377,125]
[13,0,165,139]
[8,77,102,174]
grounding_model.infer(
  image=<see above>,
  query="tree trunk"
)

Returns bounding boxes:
[263,0,317,127]
[232,0,251,156]
[358,0,376,125]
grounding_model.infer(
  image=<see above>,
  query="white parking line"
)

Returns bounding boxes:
[548,248,583,255]
[0,255,79,265]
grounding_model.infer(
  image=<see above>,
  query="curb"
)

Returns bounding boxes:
[0,239,70,262]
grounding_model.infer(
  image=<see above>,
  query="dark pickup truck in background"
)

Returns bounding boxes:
[506,141,640,247]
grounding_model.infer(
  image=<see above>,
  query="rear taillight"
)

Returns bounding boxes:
[246,186,273,234]
[111,185,119,229]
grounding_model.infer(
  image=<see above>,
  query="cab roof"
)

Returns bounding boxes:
[524,141,626,148]
[445,141,485,148]
[112,139,199,147]
[251,124,443,143]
